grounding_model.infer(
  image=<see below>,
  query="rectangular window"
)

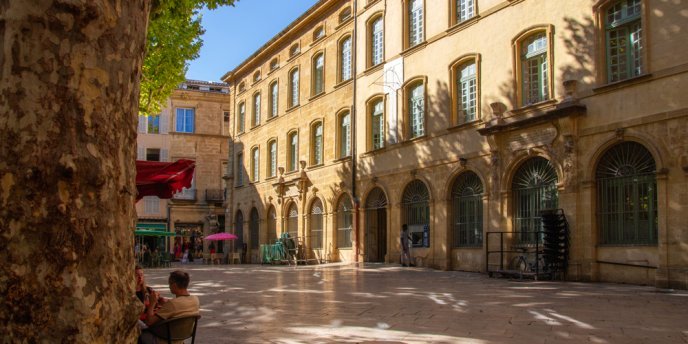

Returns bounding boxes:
[252,148,259,182]
[236,153,244,186]
[372,18,384,66]
[253,93,261,126]
[314,124,323,165]
[314,55,324,95]
[409,84,425,138]
[340,113,351,157]
[341,38,352,81]
[409,0,424,47]
[238,102,245,133]
[143,196,160,214]
[522,33,548,105]
[289,133,298,171]
[459,62,477,123]
[269,141,277,177]
[175,108,194,133]
[270,82,278,118]
[147,114,160,134]
[606,0,642,82]
[146,148,161,162]
[457,0,474,23]
[290,70,300,107]
[372,101,384,150]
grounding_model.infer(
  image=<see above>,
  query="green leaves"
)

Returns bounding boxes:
[140,0,236,116]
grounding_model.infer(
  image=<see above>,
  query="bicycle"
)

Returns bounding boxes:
[509,247,548,276]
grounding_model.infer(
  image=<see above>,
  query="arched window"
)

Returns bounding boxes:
[311,122,323,165]
[269,81,279,118]
[234,210,244,251]
[237,101,245,133]
[402,180,430,247]
[253,70,261,82]
[369,15,384,67]
[406,80,425,139]
[601,0,643,83]
[339,36,352,82]
[236,152,244,186]
[252,92,261,127]
[250,147,260,182]
[288,131,299,172]
[369,98,384,150]
[452,0,475,26]
[313,25,325,41]
[289,68,300,108]
[287,203,298,239]
[452,171,483,247]
[312,53,325,96]
[406,0,424,48]
[269,58,279,71]
[596,142,657,245]
[514,28,553,106]
[268,139,277,178]
[289,43,300,57]
[249,207,259,249]
[337,195,353,248]
[310,199,323,249]
[451,57,479,125]
[339,7,352,23]
[512,157,558,244]
[238,82,245,93]
[338,111,351,158]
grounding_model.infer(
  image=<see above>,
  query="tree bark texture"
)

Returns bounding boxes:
[0,1,150,342]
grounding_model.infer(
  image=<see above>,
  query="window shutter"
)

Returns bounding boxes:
[137,146,145,160]
[160,109,169,134]
[160,149,169,162]
[137,116,147,133]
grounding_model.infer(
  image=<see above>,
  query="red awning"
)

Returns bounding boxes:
[136,159,195,201]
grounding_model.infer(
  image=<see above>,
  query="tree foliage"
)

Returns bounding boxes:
[140,0,236,116]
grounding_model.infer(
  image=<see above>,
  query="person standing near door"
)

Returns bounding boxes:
[400,224,412,267]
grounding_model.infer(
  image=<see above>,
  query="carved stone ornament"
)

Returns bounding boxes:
[563,79,578,101]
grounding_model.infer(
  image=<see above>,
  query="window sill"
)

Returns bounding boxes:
[287,52,301,62]
[332,156,352,163]
[334,78,353,89]
[265,175,277,182]
[307,163,326,171]
[250,123,261,130]
[401,41,427,57]
[284,170,299,176]
[447,16,479,35]
[310,36,326,47]
[286,104,300,113]
[335,17,353,30]
[447,119,483,132]
[361,146,387,158]
[593,73,652,94]
[363,63,384,76]
[268,67,279,75]
[511,99,558,116]
[364,0,381,10]
[309,92,326,102]
[266,115,279,123]
[237,131,245,137]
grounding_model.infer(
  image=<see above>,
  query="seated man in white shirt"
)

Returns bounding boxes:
[140,270,200,344]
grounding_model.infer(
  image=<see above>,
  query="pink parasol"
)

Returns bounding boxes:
[204,232,238,241]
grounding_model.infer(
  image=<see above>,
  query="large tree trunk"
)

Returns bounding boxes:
[0,1,150,342]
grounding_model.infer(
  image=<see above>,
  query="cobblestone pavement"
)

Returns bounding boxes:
[143,263,688,344]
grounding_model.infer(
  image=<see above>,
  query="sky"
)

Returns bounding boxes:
[186,0,320,82]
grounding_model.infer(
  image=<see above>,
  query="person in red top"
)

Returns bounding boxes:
[135,265,166,324]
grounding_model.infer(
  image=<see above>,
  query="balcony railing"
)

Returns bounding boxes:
[205,189,225,202]
[173,188,196,200]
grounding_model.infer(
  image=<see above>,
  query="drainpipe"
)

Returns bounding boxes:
[351,0,359,263]
[226,77,236,253]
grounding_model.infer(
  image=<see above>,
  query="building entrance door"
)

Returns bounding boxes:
[364,187,388,263]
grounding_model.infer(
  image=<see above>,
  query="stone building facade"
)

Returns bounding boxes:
[223,0,688,288]
[135,80,231,258]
